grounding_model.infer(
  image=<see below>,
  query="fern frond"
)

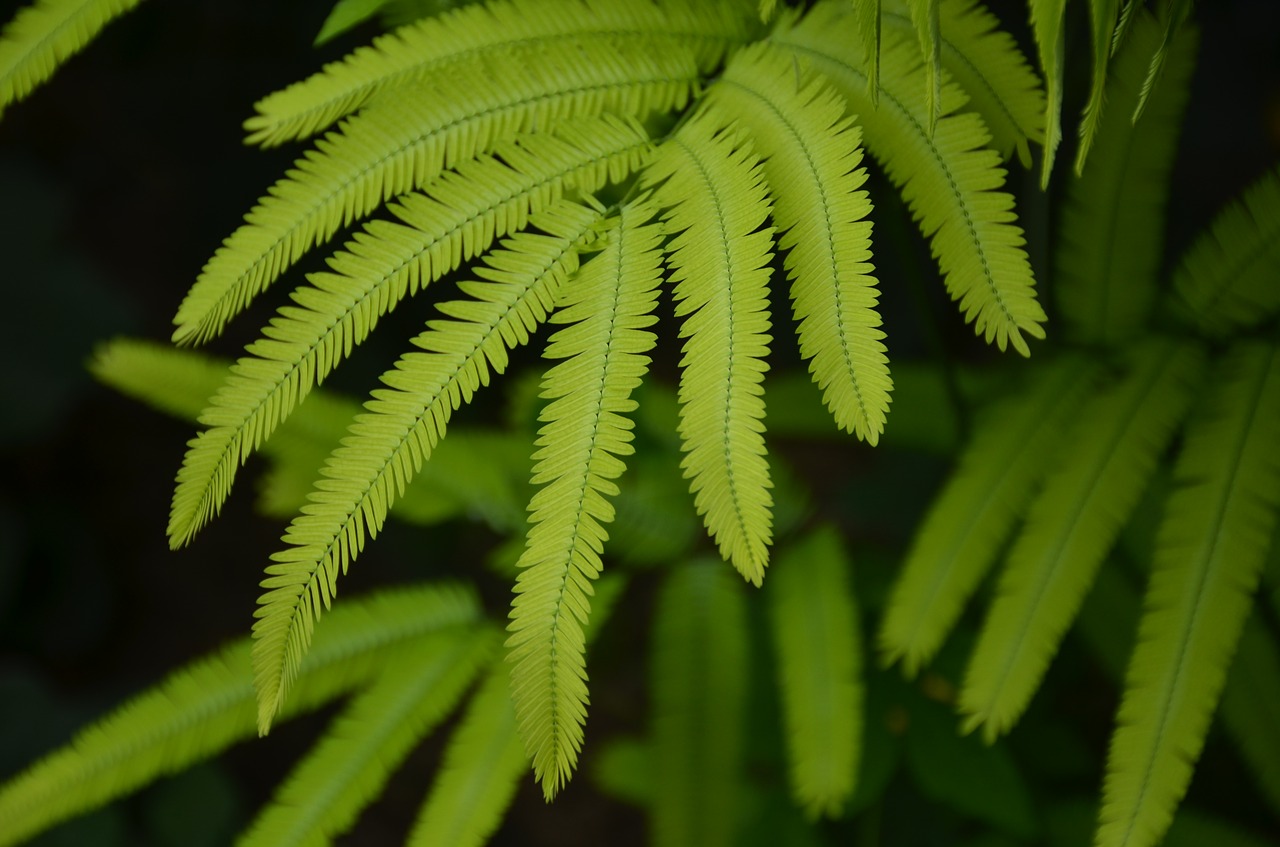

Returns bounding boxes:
[1027,0,1066,186]
[407,659,526,847]
[1173,166,1280,337]
[885,0,1046,167]
[172,42,697,345]
[0,583,479,847]
[1130,0,1192,123]
[904,0,941,135]
[1073,0,1119,173]
[167,115,651,547]
[767,526,863,818]
[314,0,397,46]
[506,203,665,799]
[252,200,607,735]
[879,356,1097,674]
[959,339,1206,740]
[775,7,1047,355]
[643,113,775,584]
[854,0,881,104]
[708,43,889,445]
[0,0,144,119]
[652,562,749,847]
[1220,612,1280,816]
[1055,12,1196,347]
[238,629,494,847]
[1099,340,1280,847]
[246,0,753,147]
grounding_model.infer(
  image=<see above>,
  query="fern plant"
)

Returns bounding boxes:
[1,0,1276,846]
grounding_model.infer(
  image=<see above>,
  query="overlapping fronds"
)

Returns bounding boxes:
[904,0,942,135]
[172,42,697,346]
[643,113,775,584]
[1099,340,1280,847]
[879,356,1097,674]
[0,0,144,119]
[959,339,1206,740]
[239,630,493,847]
[855,0,882,103]
[1130,0,1193,123]
[652,562,749,847]
[407,659,527,847]
[168,115,652,547]
[506,203,664,799]
[0,583,479,847]
[1073,0,1119,172]
[885,0,1046,166]
[774,6,1047,355]
[707,43,890,444]
[767,526,863,818]
[1174,166,1280,337]
[1055,12,1196,346]
[253,200,608,735]
[1027,0,1066,184]
[247,0,754,147]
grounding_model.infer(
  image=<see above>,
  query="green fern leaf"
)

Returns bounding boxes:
[314,0,396,46]
[708,43,889,445]
[406,659,527,847]
[0,0,145,119]
[0,583,479,847]
[252,200,606,735]
[652,562,749,847]
[1130,0,1193,123]
[246,0,753,147]
[960,339,1206,740]
[1174,166,1280,337]
[1098,340,1280,847]
[239,628,494,847]
[1028,0,1067,186]
[885,0,1046,167]
[1219,612,1280,816]
[1073,0,1119,173]
[167,115,651,547]
[506,203,665,799]
[643,113,776,584]
[172,42,697,346]
[775,6,1047,355]
[855,0,881,104]
[905,0,941,135]
[767,526,863,818]
[1111,0,1138,54]
[1055,12,1196,347]
[879,356,1097,674]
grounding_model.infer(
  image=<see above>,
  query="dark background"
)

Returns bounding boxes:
[0,1,1277,845]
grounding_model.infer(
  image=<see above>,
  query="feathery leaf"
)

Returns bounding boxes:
[644,113,776,583]
[168,115,651,547]
[879,356,1097,674]
[1098,340,1280,847]
[1028,0,1067,186]
[1073,0,1119,173]
[709,43,890,445]
[0,0,145,119]
[252,200,607,735]
[767,526,863,818]
[775,7,1047,355]
[1131,0,1193,123]
[855,0,882,104]
[506,203,665,799]
[960,339,1206,740]
[905,0,941,135]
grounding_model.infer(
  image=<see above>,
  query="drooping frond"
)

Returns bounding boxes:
[172,42,697,346]
[652,562,749,847]
[314,0,398,46]
[643,113,775,584]
[1027,0,1066,185]
[854,0,881,104]
[904,0,941,135]
[1130,0,1193,123]
[1173,166,1280,337]
[879,356,1097,674]
[884,0,1046,166]
[253,200,608,735]
[407,659,527,847]
[775,6,1047,355]
[90,337,239,422]
[238,629,494,847]
[767,526,863,818]
[506,203,665,799]
[708,43,890,445]
[168,116,652,547]
[959,339,1206,740]
[1099,340,1280,847]
[1055,12,1196,347]
[0,0,144,119]
[1073,0,1119,173]
[246,0,754,147]
[0,583,479,847]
